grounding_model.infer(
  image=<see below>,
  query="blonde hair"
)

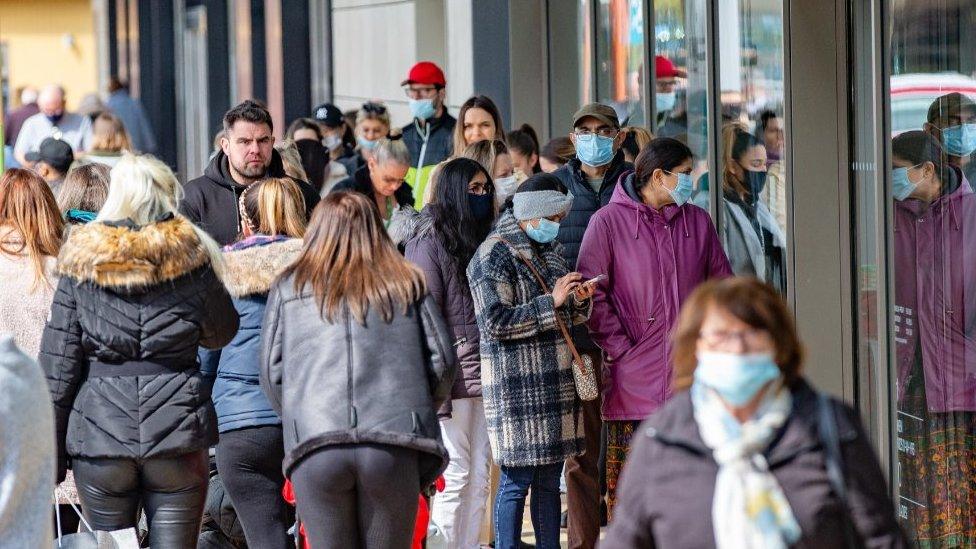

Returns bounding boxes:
[285,191,425,324]
[275,140,309,182]
[355,102,391,129]
[98,153,224,277]
[90,112,132,153]
[0,169,64,286]
[239,177,307,238]
[460,139,509,177]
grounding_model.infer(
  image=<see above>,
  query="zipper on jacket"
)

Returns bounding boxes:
[453,336,467,348]
[345,309,357,428]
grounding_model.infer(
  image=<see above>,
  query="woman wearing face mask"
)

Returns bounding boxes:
[603,277,906,549]
[577,137,732,517]
[701,125,786,292]
[331,136,414,228]
[468,173,595,549]
[460,139,520,209]
[891,130,976,546]
[403,158,496,548]
[355,102,392,164]
[452,95,506,156]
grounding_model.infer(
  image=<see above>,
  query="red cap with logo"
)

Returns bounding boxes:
[402,61,447,87]
[655,55,687,79]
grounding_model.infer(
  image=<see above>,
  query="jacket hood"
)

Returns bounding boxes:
[610,171,689,238]
[203,149,288,191]
[394,207,435,248]
[57,214,214,289]
[895,167,971,231]
[221,237,303,297]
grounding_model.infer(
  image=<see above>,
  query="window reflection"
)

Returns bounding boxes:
[595,0,646,127]
[890,3,976,545]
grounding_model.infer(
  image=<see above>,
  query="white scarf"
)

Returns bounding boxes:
[692,381,801,549]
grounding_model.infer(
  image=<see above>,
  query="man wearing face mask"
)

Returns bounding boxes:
[924,92,976,185]
[551,102,632,549]
[654,55,685,129]
[14,85,92,167]
[182,100,321,246]
[313,103,359,174]
[401,61,456,209]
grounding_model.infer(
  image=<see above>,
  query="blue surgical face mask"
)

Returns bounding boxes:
[525,218,560,243]
[892,165,921,201]
[409,98,436,121]
[694,351,781,406]
[357,136,378,150]
[575,133,615,167]
[656,92,676,113]
[468,192,494,220]
[664,170,694,206]
[941,123,976,157]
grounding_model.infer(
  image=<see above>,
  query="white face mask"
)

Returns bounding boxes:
[322,134,342,151]
[494,174,519,207]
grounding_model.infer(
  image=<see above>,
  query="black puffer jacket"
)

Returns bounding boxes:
[403,210,482,415]
[551,151,632,350]
[260,273,456,486]
[39,214,238,479]
[181,150,321,245]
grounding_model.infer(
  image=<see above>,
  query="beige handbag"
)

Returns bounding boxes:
[494,238,599,401]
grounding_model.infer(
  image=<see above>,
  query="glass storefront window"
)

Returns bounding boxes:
[653,0,709,183]
[709,0,788,294]
[592,0,646,127]
[888,2,976,545]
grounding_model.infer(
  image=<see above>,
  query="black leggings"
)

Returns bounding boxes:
[73,450,208,549]
[291,444,420,549]
[216,425,291,549]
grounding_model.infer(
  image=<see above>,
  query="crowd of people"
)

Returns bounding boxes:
[0,58,939,549]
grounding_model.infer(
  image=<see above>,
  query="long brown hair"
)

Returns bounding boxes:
[670,277,803,392]
[239,177,307,238]
[0,169,65,284]
[57,162,110,213]
[721,122,761,200]
[286,191,425,324]
[90,112,132,152]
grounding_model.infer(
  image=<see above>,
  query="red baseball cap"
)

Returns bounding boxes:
[655,55,687,79]
[402,61,446,87]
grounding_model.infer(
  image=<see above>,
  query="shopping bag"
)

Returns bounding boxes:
[54,487,140,549]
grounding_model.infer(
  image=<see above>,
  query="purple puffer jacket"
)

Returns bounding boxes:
[404,212,481,415]
[577,172,732,421]
[894,170,976,412]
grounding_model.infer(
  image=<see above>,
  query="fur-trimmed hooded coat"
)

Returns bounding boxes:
[38,214,238,479]
[467,210,591,467]
[200,235,302,433]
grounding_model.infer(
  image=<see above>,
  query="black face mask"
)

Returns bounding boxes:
[468,192,494,221]
[46,112,64,125]
[743,169,767,198]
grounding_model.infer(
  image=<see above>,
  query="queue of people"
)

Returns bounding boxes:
[0,59,914,549]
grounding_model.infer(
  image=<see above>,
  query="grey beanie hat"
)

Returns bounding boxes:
[512,190,575,221]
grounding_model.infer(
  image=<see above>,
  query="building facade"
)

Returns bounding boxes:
[9,0,973,543]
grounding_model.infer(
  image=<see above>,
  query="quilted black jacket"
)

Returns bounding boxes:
[39,214,238,478]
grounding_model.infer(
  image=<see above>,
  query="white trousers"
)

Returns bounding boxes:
[430,397,492,549]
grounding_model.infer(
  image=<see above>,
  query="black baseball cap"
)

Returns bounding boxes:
[26,138,74,173]
[312,103,344,128]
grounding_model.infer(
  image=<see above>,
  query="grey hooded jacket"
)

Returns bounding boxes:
[260,272,457,486]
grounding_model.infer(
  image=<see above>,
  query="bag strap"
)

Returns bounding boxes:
[493,237,585,367]
[55,485,95,543]
[816,392,862,548]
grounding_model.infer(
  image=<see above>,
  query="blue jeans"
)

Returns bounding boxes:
[494,462,563,549]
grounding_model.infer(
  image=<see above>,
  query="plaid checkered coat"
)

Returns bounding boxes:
[467,210,590,467]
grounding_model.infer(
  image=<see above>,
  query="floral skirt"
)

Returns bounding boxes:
[899,362,976,548]
[605,420,640,520]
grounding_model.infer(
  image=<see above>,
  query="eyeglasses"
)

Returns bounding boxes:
[469,181,489,195]
[574,128,619,139]
[362,102,387,115]
[698,328,769,349]
[403,86,440,99]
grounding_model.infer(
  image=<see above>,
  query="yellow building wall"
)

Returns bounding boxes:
[0,0,98,110]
